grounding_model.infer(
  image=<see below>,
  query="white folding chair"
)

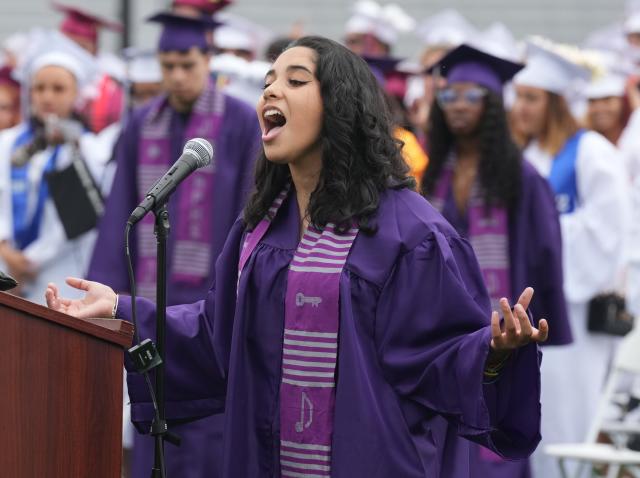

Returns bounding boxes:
[545,328,640,478]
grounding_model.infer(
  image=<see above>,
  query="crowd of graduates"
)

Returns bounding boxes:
[2,1,640,477]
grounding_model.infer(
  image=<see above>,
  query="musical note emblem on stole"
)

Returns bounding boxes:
[295,392,314,432]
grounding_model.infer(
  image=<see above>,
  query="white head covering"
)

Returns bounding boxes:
[214,26,253,52]
[2,31,30,58]
[583,22,628,54]
[414,9,477,49]
[472,22,520,61]
[345,1,415,46]
[124,49,162,84]
[30,51,87,86]
[581,48,633,100]
[625,12,640,34]
[16,29,97,90]
[209,53,269,105]
[213,12,274,58]
[97,52,126,83]
[584,73,627,99]
[514,41,592,97]
[12,28,98,118]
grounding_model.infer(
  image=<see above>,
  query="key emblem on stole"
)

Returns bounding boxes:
[296,292,322,307]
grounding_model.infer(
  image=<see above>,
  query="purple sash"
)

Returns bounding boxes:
[137,80,224,299]
[430,159,511,311]
[431,159,511,463]
[238,186,359,477]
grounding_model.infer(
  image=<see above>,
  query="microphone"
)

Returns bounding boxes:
[127,138,214,226]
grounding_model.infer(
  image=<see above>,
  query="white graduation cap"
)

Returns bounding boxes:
[472,22,520,62]
[626,0,640,32]
[123,48,162,84]
[2,31,30,59]
[584,73,627,99]
[624,12,640,35]
[345,1,416,47]
[3,29,49,75]
[209,52,270,106]
[414,9,478,49]
[12,29,99,118]
[14,29,98,89]
[514,41,592,97]
[97,52,126,83]
[213,12,274,58]
[214,26,253,52]
[583,22,628,54]
[581,48,633,99]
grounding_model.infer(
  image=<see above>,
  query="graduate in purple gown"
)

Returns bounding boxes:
[47,36,549,478]
[85,11,261,478]
[421,44,572,478]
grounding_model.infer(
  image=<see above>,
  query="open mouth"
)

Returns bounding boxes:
[262,107,287,141]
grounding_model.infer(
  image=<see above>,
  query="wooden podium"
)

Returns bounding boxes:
[0,291,134,477]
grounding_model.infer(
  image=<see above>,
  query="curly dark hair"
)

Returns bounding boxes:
[242,36,414,234]
[421,91,522,211]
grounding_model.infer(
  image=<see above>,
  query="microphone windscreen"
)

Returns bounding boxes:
[184,138,214,168]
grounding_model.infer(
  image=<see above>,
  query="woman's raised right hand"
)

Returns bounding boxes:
[45,277,117,320]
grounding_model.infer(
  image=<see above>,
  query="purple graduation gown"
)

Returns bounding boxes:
[88,92,261,478]
[439,160,571,478]
[119,187,543,477]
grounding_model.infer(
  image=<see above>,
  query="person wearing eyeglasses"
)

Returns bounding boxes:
[421,44,571,478]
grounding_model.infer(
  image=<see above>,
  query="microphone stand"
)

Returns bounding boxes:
[150,204,180,478]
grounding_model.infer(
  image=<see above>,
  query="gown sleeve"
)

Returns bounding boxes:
[618,108,640,181]
[22,200,68,268]
[118,218,245,432]
[85,114,141,292]
[626,174,640,316]
[0,129,16,243]
[561,132,630,303]
[374,230,542,460]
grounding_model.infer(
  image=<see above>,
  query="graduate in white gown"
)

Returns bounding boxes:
[510,42,631,478]
[627,174,640,317]
[584,71,640,182]
[0,41,115,304]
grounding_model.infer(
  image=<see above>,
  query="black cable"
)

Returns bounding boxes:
[124,222,166,478]
[124,223,141,346]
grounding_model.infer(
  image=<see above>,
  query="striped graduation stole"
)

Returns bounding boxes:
[430,157,511,311]
[238,186,358,477]
[137,80,224,300]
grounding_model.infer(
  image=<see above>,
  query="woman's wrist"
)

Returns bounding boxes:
[111,294,119,319]
[485,348,512,373]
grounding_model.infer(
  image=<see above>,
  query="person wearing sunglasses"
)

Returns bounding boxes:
[422,44,571,478]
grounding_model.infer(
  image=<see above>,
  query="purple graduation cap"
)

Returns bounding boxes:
[147,11,222,52]
[426,43,524,93]
[362,55,421,97]
[362,55,405,85]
